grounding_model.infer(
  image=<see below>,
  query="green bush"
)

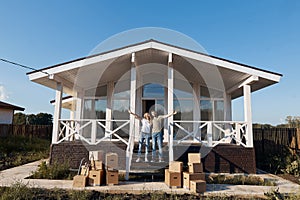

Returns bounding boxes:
[0,135,50,170]
[206,174,276,186]
[282,154,300,177]
[31,161,76,180]
[0,182,33,200]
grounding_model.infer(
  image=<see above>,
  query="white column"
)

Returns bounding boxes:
[168,53,174,162]
[126,53,137,180]
[75,90,84,139]
[243,84,253,147]
[164,87,169,143]
[52,82,63,144]
[224,93,232,137]
[135,85,142,142]
[106,81,114,138]
[193,83,201,141]
[68,109,75,141]
[224,93,232,121]
[129,54,137,136]
[75,90,84,120]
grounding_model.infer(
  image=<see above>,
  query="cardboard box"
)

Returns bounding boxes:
[106,169,118,185]
[188,153,201,163]
[88,170,104,186]
[80,166,89,176]
[183,172,205,189]
[90,160,103,170]
[94,161,103,170]
[190,180,206,193]
[169,161,183,172]
[188,162,203,173]
[89,150,104,161]
[165,169,182,188]
[73,175,87,187]
[106,153,118,169]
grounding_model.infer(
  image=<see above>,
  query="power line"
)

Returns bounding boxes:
[0,58,49,75]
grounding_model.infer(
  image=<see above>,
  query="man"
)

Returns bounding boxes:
[151,110,177,162]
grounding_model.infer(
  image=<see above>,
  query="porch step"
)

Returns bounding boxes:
[130,142,169,172]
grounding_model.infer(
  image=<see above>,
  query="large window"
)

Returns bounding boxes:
[83,85,107,119]
[113,80,130,119]
[200,86,224,121]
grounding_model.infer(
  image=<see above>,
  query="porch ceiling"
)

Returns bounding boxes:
[28,40,281,99]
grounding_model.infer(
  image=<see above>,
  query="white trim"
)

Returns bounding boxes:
[243,84,253,147]
[105,81,114,137]
[168,53,174,162]
[28,41,281,83]
[227,75,259,94]
[151,42,281,82]
[52,82,63,143]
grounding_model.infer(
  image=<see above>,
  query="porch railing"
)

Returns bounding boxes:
[170,120,249,147]
[57,119,130,145]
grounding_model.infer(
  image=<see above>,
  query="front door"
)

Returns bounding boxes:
[142,99,155,114]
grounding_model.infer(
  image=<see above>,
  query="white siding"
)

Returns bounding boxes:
[0,109,14,124]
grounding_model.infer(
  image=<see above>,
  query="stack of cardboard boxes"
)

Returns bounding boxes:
[183,153,206,193]
[165,161,183,188]
[88,150,104,186]
[73,151,119,187]
[105,152,119,185]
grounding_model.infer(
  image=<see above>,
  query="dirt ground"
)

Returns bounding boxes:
[277,173,300,185]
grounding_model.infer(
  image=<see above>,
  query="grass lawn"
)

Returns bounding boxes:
[0,135,50,171]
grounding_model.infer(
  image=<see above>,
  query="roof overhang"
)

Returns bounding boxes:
[27,39,282,99]
[0,101,25,111]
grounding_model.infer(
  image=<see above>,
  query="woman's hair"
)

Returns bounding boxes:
[144,113,151,120]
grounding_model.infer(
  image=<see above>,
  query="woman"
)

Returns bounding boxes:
[128,110,152,162]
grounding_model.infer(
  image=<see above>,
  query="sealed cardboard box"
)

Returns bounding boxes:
[106,153,118,169]
[106,169,118,185]
[190,180,206,193]
[188,153,201,163]
[89,150,104,161]
[169,161,183,172]
[94,161,103,170]
[88,170,104,186]
[73,175,87,187]
[188,162,203,173]
[165,169,182,188]
[183,172,205,189]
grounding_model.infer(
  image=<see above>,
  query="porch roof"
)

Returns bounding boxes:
[27,39,282,99]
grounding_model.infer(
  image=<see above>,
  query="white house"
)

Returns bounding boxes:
[27,39,282,176]
[0,101,25,124]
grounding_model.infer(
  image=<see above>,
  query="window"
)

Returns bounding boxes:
[113,80,130,119]
[142,83,164,98]
[83,85,107,119]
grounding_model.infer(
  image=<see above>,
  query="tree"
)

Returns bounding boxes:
[13,112,26,125]
[285,116,300,128]
[13,112,53,125]
[35,113,53,125]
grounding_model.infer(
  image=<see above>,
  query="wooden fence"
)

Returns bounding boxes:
[253,128,300,152]
[0,124,52,139]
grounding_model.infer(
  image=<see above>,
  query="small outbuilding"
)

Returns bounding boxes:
[0,101,25,124]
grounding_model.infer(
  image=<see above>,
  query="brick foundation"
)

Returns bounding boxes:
[50,140,127,170]
[50,142,256,174]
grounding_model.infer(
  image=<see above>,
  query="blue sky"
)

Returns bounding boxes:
[0,0,299,125]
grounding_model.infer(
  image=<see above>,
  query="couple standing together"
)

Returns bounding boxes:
[128,109,177,163]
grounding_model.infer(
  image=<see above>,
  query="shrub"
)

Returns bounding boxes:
[206,174,276,186]
[0,182,33,200]
[31,161,76,180]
